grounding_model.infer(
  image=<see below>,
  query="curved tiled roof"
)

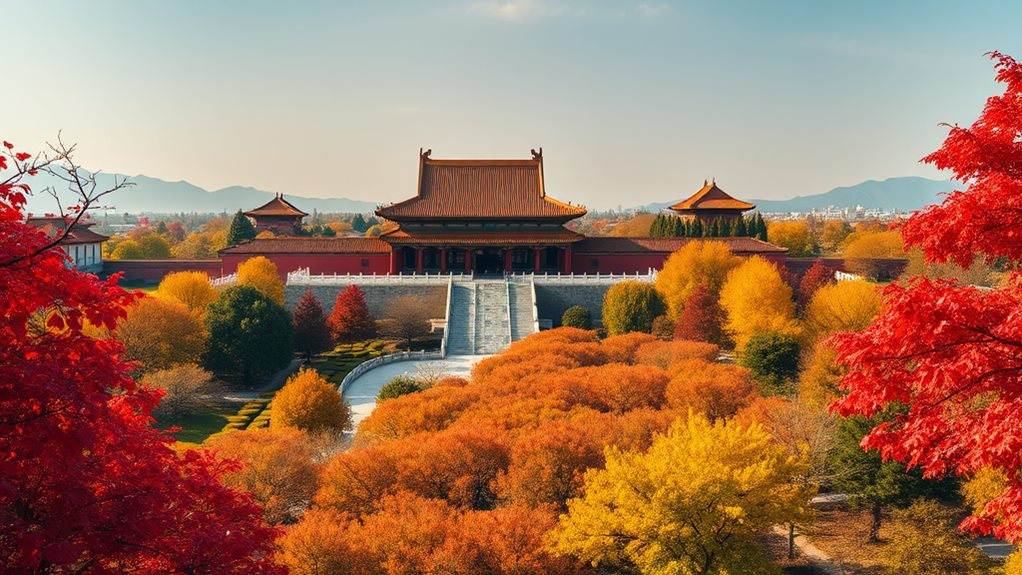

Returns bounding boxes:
[669,181,755,211]
[243,194,308,217]
[220,237,390,255]
[573,236,786,254]
[377,155,586,221]
[26,217,109,245]
[380,228,584,246]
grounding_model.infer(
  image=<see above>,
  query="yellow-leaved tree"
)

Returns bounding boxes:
[156,270,218,315]
[803,279,881,342]
[271,369,352,434]
[797,342,846,408]
[237,256,285,304]
[115,297,207,374]
[550,414,812,575]
[654,240,740,319]
[767,221,815,257]
[718,256,800,350]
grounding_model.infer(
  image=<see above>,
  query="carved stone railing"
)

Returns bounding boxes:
[505,270,657,283]
[286,268,471,286]
[210,272,238,287]
[338,350,443,394]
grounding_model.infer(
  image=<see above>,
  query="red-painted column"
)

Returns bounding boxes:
[440,248,448,273]
[533,248,541,272]
[564,245,572,273]
[503,249,512,272]
[389,249,398,274]
[415,248,424,274]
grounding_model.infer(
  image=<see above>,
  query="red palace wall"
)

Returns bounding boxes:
[220,253,392,277]
[103,259,222,282]
[569,252,787,275]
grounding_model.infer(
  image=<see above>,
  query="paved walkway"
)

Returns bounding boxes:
[342,355,490,428]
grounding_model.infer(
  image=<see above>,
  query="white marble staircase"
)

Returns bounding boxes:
[445,278,537,356]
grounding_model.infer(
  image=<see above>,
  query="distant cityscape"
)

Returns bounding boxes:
[757,205,912,222]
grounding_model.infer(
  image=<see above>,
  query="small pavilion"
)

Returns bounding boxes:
[376,149,587,275]
[667,180,755,223]
[244,194,308,233]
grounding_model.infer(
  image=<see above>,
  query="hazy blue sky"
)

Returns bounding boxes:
[5,1,1021,209]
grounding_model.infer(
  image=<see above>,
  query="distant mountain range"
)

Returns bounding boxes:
[21,169,379,216]
[636,176,955,214]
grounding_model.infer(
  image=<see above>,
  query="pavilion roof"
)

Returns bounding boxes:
[380,228,584,246]
[668,181,756,211]
[376,150,587,221]
[243,194,308,218]
[573,236,786,254]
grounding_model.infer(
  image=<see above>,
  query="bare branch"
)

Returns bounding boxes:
[0,134,134,268]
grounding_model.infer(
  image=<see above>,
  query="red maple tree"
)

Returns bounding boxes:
[796,260,835,308]
[830,53,1022,541]
[328,284,377,343]
[673,284,724,345]
[0,139,282,573]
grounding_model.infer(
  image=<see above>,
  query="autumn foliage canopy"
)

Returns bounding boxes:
[830,52,1022,541]
[0,141,281,573]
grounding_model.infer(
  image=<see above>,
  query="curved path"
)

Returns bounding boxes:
[342,355,490,428]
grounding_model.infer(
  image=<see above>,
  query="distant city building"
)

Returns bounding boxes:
[667,180,755,223]
[243,193,308,233]
[26,216,108,273]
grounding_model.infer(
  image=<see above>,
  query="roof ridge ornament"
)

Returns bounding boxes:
[420,148,432,160]
[531,147,542,161]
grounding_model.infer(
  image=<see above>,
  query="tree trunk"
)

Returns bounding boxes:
[788,522,796,560]
[868,500,883,543]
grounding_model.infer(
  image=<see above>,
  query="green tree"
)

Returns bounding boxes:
[739,332,801,395]
[602,281,666,336]
[226,210,257,246]
[203,285,293,383]
[550,415,812,575]
[377,375,424,402]
[830,414,958,542]
[561,305,592,329]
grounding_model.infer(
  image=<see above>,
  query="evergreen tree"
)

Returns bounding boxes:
[293,290,333,360]
[728,218,739,237]
[351,213,368,233]
[226,210,257,246]
[736,215,748,237]
[204,285,293,383]
[830,413,958,542]
[681,218,692,237]
[650,214,663,237]
[692,218,703,237]
[670,216,682,237]
[757,214,769,241]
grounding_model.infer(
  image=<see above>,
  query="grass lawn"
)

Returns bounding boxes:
[165,340,392,449]
[118,279,159,294]
[156,403,234,447]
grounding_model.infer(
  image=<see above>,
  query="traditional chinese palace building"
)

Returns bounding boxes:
[26,216,108,274]
[667,179,755,223]
[220,150,785,276]
[243,193,308,233]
